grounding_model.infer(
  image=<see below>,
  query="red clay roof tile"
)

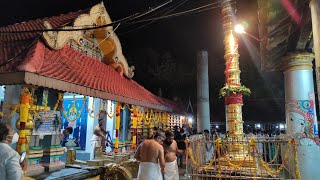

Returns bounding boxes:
[0,10,184,112]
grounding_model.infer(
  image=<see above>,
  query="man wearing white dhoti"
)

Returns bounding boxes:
[90,119,107,160]
[135,133,165,180]
[163,131,183,180]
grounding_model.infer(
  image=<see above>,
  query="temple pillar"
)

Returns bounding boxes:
[27,135,45,176]
[40,134,65,171]
[310,0,320,114]
[3,85,21,132]
[38,91,65,172]
[197,50,210,132]
[85,97,96,154]
[283,53,320,180]
[105,100,115,153]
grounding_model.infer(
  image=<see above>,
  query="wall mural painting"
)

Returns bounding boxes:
[61,96,88,150]
[287,100,319,145]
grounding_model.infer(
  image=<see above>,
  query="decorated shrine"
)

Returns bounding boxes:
[0,2,187,179]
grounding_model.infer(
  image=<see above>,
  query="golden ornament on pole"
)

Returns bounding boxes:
[219,0,254,168]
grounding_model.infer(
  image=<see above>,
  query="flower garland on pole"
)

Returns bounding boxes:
[115,102,121,154]
[131,105,138,149]
[17,86,31,154]
[293,139,301,180]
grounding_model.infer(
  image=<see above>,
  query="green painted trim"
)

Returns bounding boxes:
[41,145,62,149]
[50,155,62,158]
[30,146,42,150]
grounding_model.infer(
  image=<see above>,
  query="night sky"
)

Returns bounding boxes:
[0,0,285,124]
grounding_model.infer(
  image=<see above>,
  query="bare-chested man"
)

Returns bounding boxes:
[163,130,183,180]
[90,118,113,160]
[134,132,165,180]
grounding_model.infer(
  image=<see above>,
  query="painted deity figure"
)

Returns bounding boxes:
[287,100,319,145]
[288,112,305,135]
[64,103,79,147]
[67,107,77,127]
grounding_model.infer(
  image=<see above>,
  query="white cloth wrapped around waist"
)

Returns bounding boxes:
[137,162,162,180]
[90,135,102,160]
[91,134,102,147]
[164,159,179,180]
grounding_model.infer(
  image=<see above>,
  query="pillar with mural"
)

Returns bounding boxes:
[310,0,320,111]
[219,0,253,166]
[283,53,320,180]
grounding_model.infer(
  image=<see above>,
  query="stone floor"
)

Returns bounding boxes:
[178,166,190,180]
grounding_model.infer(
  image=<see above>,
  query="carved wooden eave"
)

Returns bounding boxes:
[42,2,135,78]
[257,0,313,71]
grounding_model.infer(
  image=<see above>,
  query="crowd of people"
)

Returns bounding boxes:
[135,126,191,180]
[0,119,293,180]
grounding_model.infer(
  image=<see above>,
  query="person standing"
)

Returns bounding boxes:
[163,130,183,180]
[0,122,25,180]
[203,129,214,163]
[135,132,165,180]
[90,118,108,160]
[176,129,186,167]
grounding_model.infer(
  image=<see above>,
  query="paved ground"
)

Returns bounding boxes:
[179,167,189,180]
[179,174,189,179]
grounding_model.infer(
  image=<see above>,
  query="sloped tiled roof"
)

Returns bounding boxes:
[0,10,182,112]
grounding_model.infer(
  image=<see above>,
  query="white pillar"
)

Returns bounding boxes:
[283,53,320,180]
[197,50,211,132]
[3,85,21,149]
[106,100,115,139]
[310,0,320,112]
[85,97,99,153]
[3,85,21,131]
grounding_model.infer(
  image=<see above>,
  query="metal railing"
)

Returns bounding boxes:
[185,135,299,179]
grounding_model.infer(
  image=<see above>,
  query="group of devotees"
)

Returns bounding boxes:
[134,129,184,180]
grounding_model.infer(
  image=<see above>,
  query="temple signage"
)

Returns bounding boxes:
[33,111,61,135]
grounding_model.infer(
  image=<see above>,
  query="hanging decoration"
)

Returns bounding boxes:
[186,137,300,179]
[86,98,103,118]
[115,103,121,153]
[153,111,159,126]
[144,110,150,126]
[137,109,143,125]
[17,86,31,154]
[120,104,133,111]
[131,105,138,149]
[0,104,19,119]
[62,95,86,122]
[293,139,301,180]
[104,100,115,119]
[33,93,63,121]
[44,88,49,106]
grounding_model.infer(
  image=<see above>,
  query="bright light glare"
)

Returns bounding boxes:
[256,124,261,128]
[280,124,285,129]
[188,117,193,123]
[215,125,219,129]
[234,24,245,34]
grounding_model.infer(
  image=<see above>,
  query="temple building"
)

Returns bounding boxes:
[0,2,187,178]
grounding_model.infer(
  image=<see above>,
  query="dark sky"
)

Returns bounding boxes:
[0,0,285,124]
